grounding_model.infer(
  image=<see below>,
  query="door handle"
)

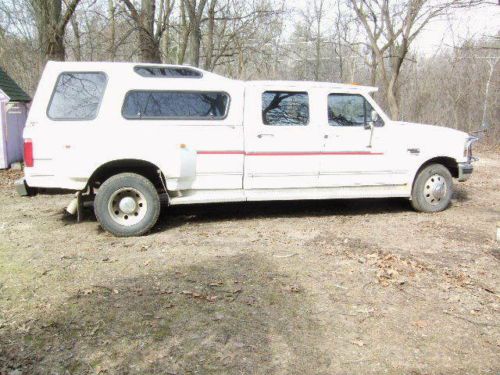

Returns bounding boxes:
[257,133,274,138]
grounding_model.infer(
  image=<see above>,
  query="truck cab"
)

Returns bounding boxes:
[16,62,477,236]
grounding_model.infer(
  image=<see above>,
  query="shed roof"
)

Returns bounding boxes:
[0,67,31,102]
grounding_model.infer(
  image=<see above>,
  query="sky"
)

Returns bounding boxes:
[292,0,500,56]
[416,3,500,55]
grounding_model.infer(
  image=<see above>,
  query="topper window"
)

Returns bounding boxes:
[47,72,107,120]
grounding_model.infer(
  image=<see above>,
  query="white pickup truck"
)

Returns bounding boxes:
[16,61,477,236]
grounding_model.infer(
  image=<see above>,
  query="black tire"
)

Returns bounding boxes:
[411,163,453,213]
[94,173,160,237]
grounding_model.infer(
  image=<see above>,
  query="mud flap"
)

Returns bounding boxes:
[76,191,84,223]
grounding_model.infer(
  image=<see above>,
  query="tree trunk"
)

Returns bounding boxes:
[108,0,116,60]
[31,0,81,64]
[70,15,81,61]
[204,0,216,70]
[122,0,162,63]
[184,0,207,67]
[386,75,400,120]
[315,34,321,81]
[138,27,161,63]
[189,23,201,67]
[160,0,173,63]
[481,58,498,127]
[177,1,189,64]
[46,34,66,61]
[370,50,377,86]
[139,0,161,63]
[314,0,323,81]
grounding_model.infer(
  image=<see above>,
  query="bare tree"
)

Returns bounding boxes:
[121,0,172,63]
[108,0,117,60]
[349,0,480,119]
[203,0,217,70]
[30,0,81,62]
[183,0,208,67]
[313,0,325,81]
[159,0,175,62]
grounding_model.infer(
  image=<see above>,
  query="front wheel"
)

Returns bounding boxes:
[411,164,453,213]
[94,173,160,237]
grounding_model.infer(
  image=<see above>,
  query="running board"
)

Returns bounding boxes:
[169,185,409,205]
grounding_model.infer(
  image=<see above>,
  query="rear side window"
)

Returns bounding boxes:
[47,72,107,120]
[122,91,229,120]
[262,91,309,126]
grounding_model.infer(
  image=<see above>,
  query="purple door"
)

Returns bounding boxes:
[5,103,27,166]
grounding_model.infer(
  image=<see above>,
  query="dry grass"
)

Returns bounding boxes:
[0,152,499,374]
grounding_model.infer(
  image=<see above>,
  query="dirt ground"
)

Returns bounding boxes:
[0,152,499,375]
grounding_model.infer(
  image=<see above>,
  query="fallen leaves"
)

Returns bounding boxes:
[180,290,219,302]
[413,320,428,329]
[351,339,365,347]
[372,252,427,286]
[208,281,224,287]
[288,284,302,293]
[101,257,117,263]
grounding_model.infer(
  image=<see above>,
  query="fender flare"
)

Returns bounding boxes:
[87,158,167,190]
[410,156,458,193]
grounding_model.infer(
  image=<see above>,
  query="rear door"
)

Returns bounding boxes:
[244,86,321,189]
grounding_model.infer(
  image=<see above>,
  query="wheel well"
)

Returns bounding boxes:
[415,157,459,180]
[89,159,166,191]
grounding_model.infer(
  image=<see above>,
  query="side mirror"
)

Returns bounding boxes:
[365,110,379,147]
[364,110,379,130]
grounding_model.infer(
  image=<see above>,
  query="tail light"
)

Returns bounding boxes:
[24,139,33,167]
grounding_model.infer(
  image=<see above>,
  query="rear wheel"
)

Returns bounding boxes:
[95,173,160,236]
[411,164,453,213]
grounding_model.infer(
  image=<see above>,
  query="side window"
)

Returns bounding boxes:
[134,66,202,78]
[122,91,229,120]
[262,91,309,126]
[47,72,107,120]
[328,94,384,127]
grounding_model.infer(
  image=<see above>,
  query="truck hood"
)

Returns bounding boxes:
[394,121,469,138]
[390,121,469,161]
[393,121,469,139]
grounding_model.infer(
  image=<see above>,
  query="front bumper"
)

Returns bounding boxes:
[14,178,37,196]
[458,162,474,182]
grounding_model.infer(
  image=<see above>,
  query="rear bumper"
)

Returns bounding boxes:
[14,178,37,196]
[458,162,473,182]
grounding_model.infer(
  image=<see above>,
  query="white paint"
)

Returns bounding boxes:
[23,61,472,204]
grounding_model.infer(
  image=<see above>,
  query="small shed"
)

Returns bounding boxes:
[0,67,31,169]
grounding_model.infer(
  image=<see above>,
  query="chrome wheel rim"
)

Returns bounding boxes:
[424,174,447,205]
[108,188,147,226]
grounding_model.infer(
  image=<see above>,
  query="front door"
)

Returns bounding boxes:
[319,92,405,187]
[244,87,320,189]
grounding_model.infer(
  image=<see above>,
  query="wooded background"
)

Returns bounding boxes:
[0,0,498,143]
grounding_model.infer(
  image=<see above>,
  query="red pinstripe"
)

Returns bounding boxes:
[197,151,383,156]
